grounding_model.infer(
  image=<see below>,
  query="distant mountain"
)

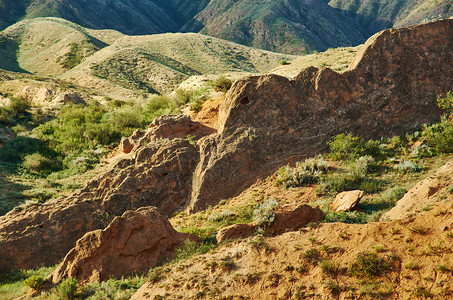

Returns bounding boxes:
[0,0,211,34]
[0,0,451,54]
[181,0,368,54]
[328,0,453,33]
[0,18,296,96]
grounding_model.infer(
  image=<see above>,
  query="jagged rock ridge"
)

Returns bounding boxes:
[0,19,452,273]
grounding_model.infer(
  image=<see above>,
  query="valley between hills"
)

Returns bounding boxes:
[0,2,452,300]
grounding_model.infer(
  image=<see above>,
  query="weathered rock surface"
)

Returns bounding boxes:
[188,19,453,212]
[382,160,453,221]
[1,20,452,273]
[48,207,198,284]
[330,190,364,212]
[216,204,324,243]
[0,132,200,273]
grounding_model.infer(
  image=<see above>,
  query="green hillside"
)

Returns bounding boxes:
[0,18,297,97]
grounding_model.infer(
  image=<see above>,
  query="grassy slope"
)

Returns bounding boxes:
[0,18,298,98]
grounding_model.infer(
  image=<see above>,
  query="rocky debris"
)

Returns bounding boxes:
[1,20,453,273]
[382,160,453,221]
[216,204,323,243]
[330,190,364,212]
[188,19,453,212]
[48,207,199,284]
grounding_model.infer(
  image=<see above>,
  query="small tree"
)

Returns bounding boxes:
[437,91,453,119]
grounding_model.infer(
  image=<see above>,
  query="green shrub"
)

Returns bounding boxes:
[9,97,30,117]
[213,76,233,92]
[422,117,453,154]
[253,198,278,226]
[318,156,378,195]
[24,275,45,290]
[0,107,13,125]
[396,160,422,173]
[57,278,78,300]
[174,239,214,261]
[350,252,395,277]
[437,91,453,117]
[279,60,289,65]
[0,136,57,165]
[327,133,381,161]
[22,153,60,176]
[276,156,329,189]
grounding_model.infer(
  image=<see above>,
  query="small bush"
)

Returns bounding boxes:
[22,153,60,175]
[422,117,453,154]
[174,239,213,261]
[350,252,394,277]
[57,278,78,300]
[437,91,453,117]
[327,133,381,161]
[24,275,45,290]
[213,76,233,92]
[396,160,422,173]
[0,107,13,125]
[9,97,30,117]
[279,60,289,65]
[275,156,328,188]
[253,198,278,226]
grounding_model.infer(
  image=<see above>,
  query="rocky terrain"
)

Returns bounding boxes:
[0,19,452,281]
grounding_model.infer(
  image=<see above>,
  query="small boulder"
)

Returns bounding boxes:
[49,206,199,285]
[330,190,364,212]
[120,137,134,154]
[217,223,257,243]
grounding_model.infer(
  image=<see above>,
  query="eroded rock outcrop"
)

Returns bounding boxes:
[188,19,453,212]
[0,130,201,273]
[48,207,199,284]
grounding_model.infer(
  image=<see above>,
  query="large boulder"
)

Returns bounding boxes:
[48,207,199,284]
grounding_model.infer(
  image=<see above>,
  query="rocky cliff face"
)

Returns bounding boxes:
[0,20,452,273]
[189,19,453,212]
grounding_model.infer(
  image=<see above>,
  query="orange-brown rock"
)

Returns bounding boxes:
[330,190,364,212]
[0,137,199,273]
[382,160,453,221]
[188,19,453,212]
[48,207,199,284]
[216,204,323,243]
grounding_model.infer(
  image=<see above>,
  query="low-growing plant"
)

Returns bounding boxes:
[422,116,453,154]
[213,76,233,92]
[396,160,423,173]
[57,278,78,300]
[327,133,381,161]
[275,156,328,189]
[319,259,340,278]
[253,197,278,226]
[24,275,45,290]
[174,239,214,261]
[22,153,61,176]
[350,252,395,277]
